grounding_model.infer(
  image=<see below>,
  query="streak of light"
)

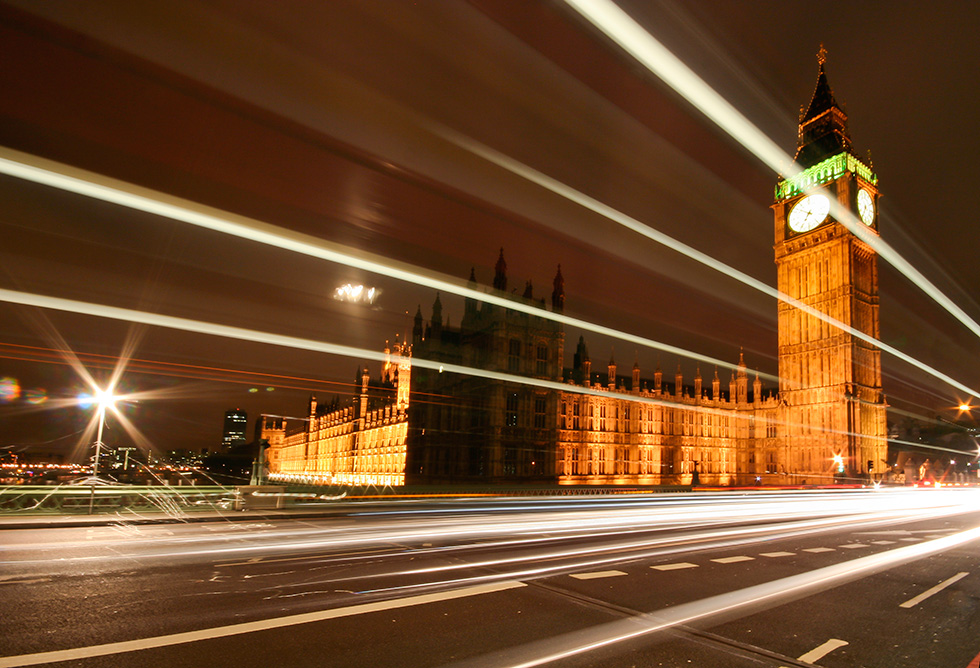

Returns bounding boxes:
[347,504,966,591]
[2,489,975,570]
[0,288,797,426]
[562,0,980,374]
[0,342,362,396]
[564,0,789,175]
[450,522,980,668]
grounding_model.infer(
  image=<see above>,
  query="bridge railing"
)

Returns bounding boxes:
[0,485,237,515]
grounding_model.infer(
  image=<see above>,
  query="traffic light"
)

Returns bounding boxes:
[868,460,874,472]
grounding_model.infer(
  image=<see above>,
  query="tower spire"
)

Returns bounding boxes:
[493,248,507,292]
[796,45,852,167]
[551,264,565,313]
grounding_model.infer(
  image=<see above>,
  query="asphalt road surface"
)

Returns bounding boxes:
[2,489,979,667]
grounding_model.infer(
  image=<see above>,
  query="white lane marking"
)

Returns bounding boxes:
[570,570,627,580]
[871,540,897,545]
[797,638,849,663]
[838,543,870,550]
[651,562,698,571]
[0,578,52,586]
[900,572,969,609]
[802,547,835,553]
[759,552,794,558]
[900,537,923,542]
[711,556,754,564]
[0,581,526,667]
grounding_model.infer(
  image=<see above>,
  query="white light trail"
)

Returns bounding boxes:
[3,489,974,571]
[449,521,980,668]
[0,288,782,426]
[564,0,790,175]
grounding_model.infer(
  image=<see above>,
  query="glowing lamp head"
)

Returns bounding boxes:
[959,403,972,412]
[91,387,117,411]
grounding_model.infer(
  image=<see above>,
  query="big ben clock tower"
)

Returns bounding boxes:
[773,49,887,482]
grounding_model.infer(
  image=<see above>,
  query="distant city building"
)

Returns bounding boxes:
[222,409,248,451]
[263,53,887,487]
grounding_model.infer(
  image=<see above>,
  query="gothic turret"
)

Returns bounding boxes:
[551,265,565,313]
[430,293,443,339]
[712,368,721,401]
[493,248,507,292]
[412,305,423,344]
[675,364,683,399]
[694,367,702,399]
[464,267,479,317]
[571,335,587,384]
[736,349,748,404]
[608,353,616,390]
[358,366,370,427]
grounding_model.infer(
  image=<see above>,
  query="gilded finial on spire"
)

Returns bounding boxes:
[817,44,827,65]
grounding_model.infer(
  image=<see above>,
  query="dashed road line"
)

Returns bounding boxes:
[797,638,848,664]
[759,551,794,558]
[570,570,627,580]
[899,537,923,542]
[838,543,870,549]
[900,572,969,609]
[802,547,835,553]
[871,540,896,545]
[711,556,754,564]
[651,562,699,571]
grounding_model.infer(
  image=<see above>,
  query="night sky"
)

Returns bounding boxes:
[2,1,979,459]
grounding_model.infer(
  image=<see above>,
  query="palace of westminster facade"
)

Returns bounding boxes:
[263,56,888,487]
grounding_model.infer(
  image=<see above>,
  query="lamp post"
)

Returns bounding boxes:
[83,387,117,513]
[91,387,116,480]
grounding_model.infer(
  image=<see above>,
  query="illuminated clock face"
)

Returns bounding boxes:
[857,188,875,225]
[788,193,831,233]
